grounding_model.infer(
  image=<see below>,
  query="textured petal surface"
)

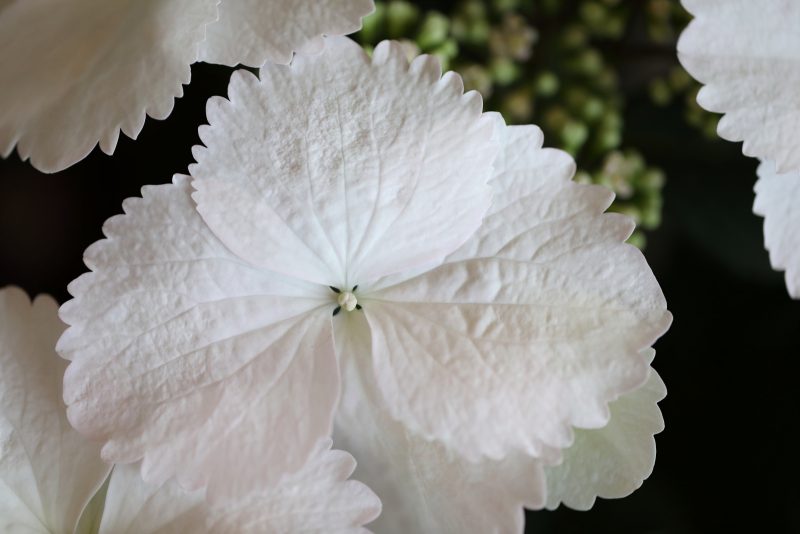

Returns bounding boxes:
[208,440,381,533]
[678,0,800,173]
[192,37,497,287]
[199,0,374,66]
[0,287,110,533]
[0,0,218,172]
[545,350,666,510]
[334,313,544,534]
[366,125,671,461]
[59,176,339,499]
[98,464,206,534]
[753,161,800,298]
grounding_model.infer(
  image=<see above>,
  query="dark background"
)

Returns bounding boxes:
[1,8,798,534]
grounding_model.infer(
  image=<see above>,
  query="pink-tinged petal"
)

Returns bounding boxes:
[208,440,381,533]
[199,0,374,67]
[678,0,800,173]
[545,350,666,510]
[334,313,544,534]
[58,176,339,499]
[97,464,206,534]
[0,287,110,533]
[753,161,800,299]
[0,0,219,173]
[191,37,497,287]
[366,125,671,461]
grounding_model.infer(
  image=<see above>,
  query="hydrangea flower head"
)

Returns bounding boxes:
[58,37,671,529]
[0,286,380,533]
[0,0,374,173]
[678,0,800,298]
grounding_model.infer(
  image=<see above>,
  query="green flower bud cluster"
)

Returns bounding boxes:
[588,150,665,249]
[356,0,674,248]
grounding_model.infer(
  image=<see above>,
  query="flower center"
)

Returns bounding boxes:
[329,285,362,316]
[337,291,358,312]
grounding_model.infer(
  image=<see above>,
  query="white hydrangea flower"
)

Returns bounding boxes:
[678,0,800,299]
[58,37,671,530]
[0,0,374,173]
[678,0,800,173]
[0,286,380,533]
[753,162,800,298]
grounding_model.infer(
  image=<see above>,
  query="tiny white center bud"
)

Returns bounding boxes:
[337,291,358,312]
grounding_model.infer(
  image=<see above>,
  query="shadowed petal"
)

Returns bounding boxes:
[0,0,218,172]
[0,287,110,533]
[59,176,338,500]
[199,0,374,66]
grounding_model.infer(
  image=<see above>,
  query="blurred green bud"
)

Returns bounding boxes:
[561,24,588,49]
[468,18,491,44]
[489,14,537,61]
[580,1,607,27]
[574,170,594,184]
[386,1,420,38]
[648,0,672,19]
[626,230,647,250]
[543,105,569,132]
[417,11,450,50]
[668,66,692,92]
[611,203,642,224]
[460,64,494,97]
[638,169,666,190]
[493,0,522,12]
[360,2,386,43]
[573,48,603,76]
[462,0,487,20]
[501,88,535,123]
[431,38,459,71]
[603,14,626,38]
[561,120,589,154]
[490,57,520,85]
[582,96,605,122]
[595,66,618,91]
[649,78,672,106]
[534,71,560,98]
[639,191,663,229]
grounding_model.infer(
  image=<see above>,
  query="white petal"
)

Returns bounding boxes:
[753,161,800,298]
[0,0,218,172]
[58,176,339,499]
[199,0,374,67]
[677,0,800,173]
[191,37,497,286]
[208,440,381,533]
[545,351,666,510]
[366,125,671,461]
[334,313,543,534]
[0,287,110,533]
[98,464,206,534]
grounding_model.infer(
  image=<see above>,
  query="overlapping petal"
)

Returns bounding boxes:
[199,0,374,67]
[753,161,800,298]
[1,0,375,173]
[207,440,381,533]
[0,287,110,533]
[97,464,206,533]
[334,313,544,534]
[0,0,219,173]
[58,176,339,499]
[366,125,671,461]
[677,0,800,173]
[191,37,497,287]
[545,350,666,510]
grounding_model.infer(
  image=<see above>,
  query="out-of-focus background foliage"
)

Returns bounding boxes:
[0,1,798,532]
